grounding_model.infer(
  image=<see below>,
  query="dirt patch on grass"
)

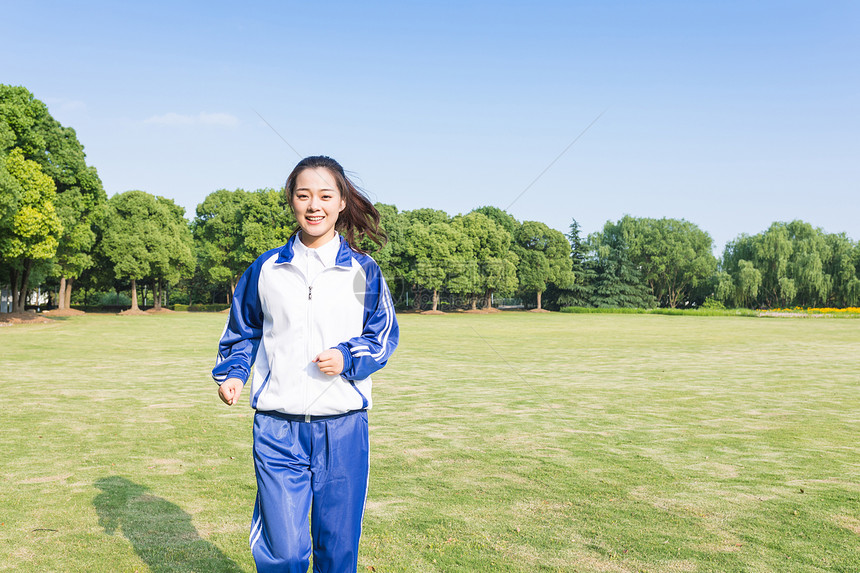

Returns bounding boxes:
[421,310,446,315]
[145,307,175,314]
[0,312,54,325]
[43,308,86,317]
[118,308,147,315]
[529,308,551,313]
[832,515,860,535]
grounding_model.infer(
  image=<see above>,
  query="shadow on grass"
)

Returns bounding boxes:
[94,476,243,572]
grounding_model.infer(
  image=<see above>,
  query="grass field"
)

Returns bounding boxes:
[1,312,858,572]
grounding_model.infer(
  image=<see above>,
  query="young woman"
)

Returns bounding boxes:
[213,156,399,573]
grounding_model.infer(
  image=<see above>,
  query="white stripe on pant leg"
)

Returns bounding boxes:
[250,496,263,550]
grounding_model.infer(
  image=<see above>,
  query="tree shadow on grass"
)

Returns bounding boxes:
[94,476,244,573]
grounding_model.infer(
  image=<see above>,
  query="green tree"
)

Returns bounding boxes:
[513,221,574,310]
[366,203,410,300]
[451,211,517,310]
[587,222,655,308]
[0,148,63,312]
[720,221,846,308]
[0,85,106,309]
[551,218,594,308]
[192,188,294,299]
[617,216,717,308]
[149,196,194,310]
[824,234,860,307]
[101,191,193,311]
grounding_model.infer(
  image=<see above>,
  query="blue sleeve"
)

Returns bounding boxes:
[212,258,266,385]
[335,263,399,381]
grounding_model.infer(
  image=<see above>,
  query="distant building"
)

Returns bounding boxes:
[0,287,10,313]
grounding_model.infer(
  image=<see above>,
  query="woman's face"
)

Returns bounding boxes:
[291,167,346,248]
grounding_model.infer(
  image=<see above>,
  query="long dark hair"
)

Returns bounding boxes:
[285,156,386,253]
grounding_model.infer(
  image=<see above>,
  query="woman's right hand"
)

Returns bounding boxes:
[218,378,244,406]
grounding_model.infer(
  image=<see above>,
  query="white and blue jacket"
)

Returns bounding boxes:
[213,233,399,416]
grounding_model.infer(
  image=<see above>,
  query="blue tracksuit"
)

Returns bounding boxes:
[213,233,399,572]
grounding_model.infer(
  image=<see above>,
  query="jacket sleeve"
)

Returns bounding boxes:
[335,264,399,381]
[212,260,265,385]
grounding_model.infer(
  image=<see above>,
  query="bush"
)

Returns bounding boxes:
[97,291,132,306]
[171,303,231,312]
[559,305,758,318]
[701,297,726,310]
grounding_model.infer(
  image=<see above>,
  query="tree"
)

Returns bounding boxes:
[824,233,860,307]
[513,221,574,310]
[551,218,594,308]
[408,220,468,311]
[148,196,194,310]
[193,188,294,300]
[719,221,846,308]
[101,190,194,311]
[452,211,518,310]
[587,222,655,308]
[617,216,717,308]
[0,148,63,312]
[0,85,106,309]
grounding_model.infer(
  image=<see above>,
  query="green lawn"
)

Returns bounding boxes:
[1,312,858,572]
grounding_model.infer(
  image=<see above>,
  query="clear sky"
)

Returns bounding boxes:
[4,0,858,253]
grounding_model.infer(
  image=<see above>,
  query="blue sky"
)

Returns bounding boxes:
[4,0,858,253]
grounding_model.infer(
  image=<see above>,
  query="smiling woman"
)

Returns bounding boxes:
[285,155,386,253]
[289,165,346,248]
[213,155,399,573]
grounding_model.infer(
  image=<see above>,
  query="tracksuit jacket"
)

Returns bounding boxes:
[212,233,399,416]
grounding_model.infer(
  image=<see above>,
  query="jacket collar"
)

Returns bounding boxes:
[275,233,354,268]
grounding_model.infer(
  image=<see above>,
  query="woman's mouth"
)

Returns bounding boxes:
[306,215,325,223]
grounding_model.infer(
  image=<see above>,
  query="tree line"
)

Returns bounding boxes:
[2,85,859,313]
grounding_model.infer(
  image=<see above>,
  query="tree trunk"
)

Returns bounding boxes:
[64,278,73,309]
[58,277,67,310]
[432,289,438,311]
[536,290,543,310]
[154,278,162,311]
[484,290,492,310]
[130,278,140,311]
[470,296,477,311]
[14,260,34,312]
[230,277,237,296]
[10,267,20,312]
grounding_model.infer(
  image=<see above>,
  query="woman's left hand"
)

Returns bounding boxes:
[313,349,344,376]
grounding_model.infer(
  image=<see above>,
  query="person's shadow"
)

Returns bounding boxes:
[94,476,244,572]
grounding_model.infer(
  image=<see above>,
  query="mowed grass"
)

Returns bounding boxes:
[0,312,858,572]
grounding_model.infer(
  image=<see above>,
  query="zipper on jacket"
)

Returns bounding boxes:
[308,286,312,300]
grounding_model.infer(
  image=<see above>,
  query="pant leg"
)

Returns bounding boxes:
[310,411,370,573]
[251,412,314,573]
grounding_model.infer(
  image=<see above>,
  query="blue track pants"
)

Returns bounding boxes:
[250,410,369,573]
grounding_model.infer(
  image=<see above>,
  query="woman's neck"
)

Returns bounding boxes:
[299,230,337,249]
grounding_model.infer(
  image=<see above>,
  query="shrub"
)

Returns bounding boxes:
[701,297,726,310]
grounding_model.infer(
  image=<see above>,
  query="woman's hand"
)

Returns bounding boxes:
[219,378,244,406]
[313,349,344,376]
